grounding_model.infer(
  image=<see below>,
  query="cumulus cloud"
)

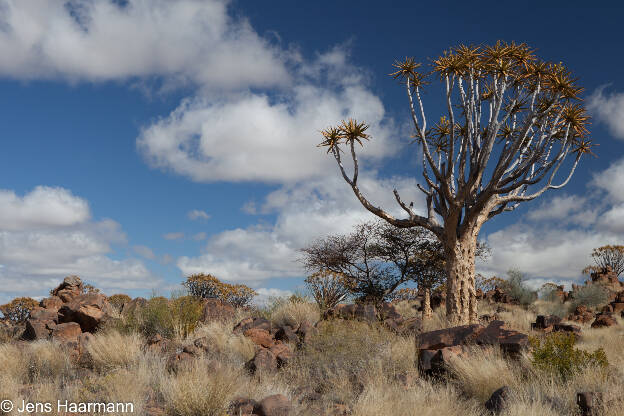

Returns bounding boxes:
[588,86,624,140]
[192,232,207,241]
[163,232,184,240]
[133,245,156,260]
[188,209,211,221]
[177,174,425,284]
[591,158,624,203]
[0,0,288,89]
[254,287,293,305]
[526,194,597,226]
[0,186,160,302]
[137,58,399,183]
[0,186,90,230]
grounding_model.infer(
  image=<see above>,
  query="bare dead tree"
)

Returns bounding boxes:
[318,41,593,324]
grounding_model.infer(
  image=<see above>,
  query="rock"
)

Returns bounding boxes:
[234,317,272,334]
[58,293,113,332]
[378,302,403,321]
[532,315,562,330]
[568,305,595,324]
[418,324,484,350]
[485,386,510,414]
[591,314,617,328]
[22,318,53,341]
[610,302,624,314]
[577,392,603,416]
[398,317,422,335]
[229,397,258,416]
[430,291,446,310]
[479,314,499,324]
[257,394,293,416]
[274,326,298,344]
[145,333,171,354]
[269,343,293,367]
[587,267,624,292]
[418,345,469,375]
[475,320,528,355]
[200,298,235,323]
[244,328,275,348]
[602,304,614,314]
[29,306,59,322]
[485,288,514,304]
[40,296,63,311]
[182,344,202,356]
[552,323,582,336]
[246,348,277,374]
[50,322,82,343]
[166,352,194,372]
[51,275,84,302]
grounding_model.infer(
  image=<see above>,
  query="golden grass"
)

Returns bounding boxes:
[86,331,143,372]
[269,299,320,328]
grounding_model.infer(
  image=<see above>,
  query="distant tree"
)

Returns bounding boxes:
[539,282,563,302]
[318,42,592,324]
[305,269,350,314]
[301,220,489,308]
[476,274,506,293]
[183,273,256,307]
[502,269,537,306]
[0,297,38,322]
[582,245,624,277]
[107,294,132,311]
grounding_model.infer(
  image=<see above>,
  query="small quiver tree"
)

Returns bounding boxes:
[319,41,592,324]
[183,273,256,308]
[582,245,624,278]
[0,297,38,323]
[305,269,350,315]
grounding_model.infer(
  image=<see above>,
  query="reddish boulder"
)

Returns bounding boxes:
[531,315,562,330]
[418,324,484,350]
[193,336,211,352]
[475,320,528,355]
[295,320,317,345]
[51,322,82,343]
[22,318,53,341]
[120,297,147,316]
[243,328,275,348]
[29,306,59,322]
[246,348,277,374]
[274,326,298,344]
[610,302,624,314]
[418,345,469,375]
[40,296,63,311]
[485,386,510,414]
[234,317,272,334]
[229,397,258,415]
[166,351,195,373]
[325,303,376,322]
[58,293,113,332]
[270,343,293,367]
[257,394,293,416]
[577,391,603,416]
[200,299,235,323]
[591,314,617,328]
[51,275,84,302]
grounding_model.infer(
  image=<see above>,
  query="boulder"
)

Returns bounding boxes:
[532,315,562,330]
[257,394,293,416]
[418,324,484,350]
[475,320,528,355]
[50,322,82,343]
[591,314,617,328]
[40,296,63,311]
[325,303,377,323]
[182,344,202,356]
[243,328,275,348]
[378,302,403,321]
[610,302,624,314]
[121,297,147,316]
[269,343,293,367]
[552,323,582,336]
[274,326,298,344]
[246,348,277,374]
[29,306,59,322]
[145,333,171,354]
[22,318,53,341]
[234,317,272,334]
[166,351,195,373]
[51,275,84,302]
[295,320,318,345]
[58,293,113,332]
[200,298,235,323]
[485,386,510,414]
[418,345,469,375]
[193,336,211,352]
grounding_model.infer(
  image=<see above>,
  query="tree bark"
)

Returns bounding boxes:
[444,232,478,325]
[422,287,433,320]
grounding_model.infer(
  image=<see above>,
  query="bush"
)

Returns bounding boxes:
[305,269,349,313]
[107,294,131,312]
[570,284,609,309]
[0,297,38,322]
[183,273,256,307]
[501,270,537,306]
[529,332,608,381]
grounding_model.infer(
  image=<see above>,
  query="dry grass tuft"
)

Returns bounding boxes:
[87,330,143,371]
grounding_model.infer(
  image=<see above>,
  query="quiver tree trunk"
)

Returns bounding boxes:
[444,233,478,325]
[422,288,433,320]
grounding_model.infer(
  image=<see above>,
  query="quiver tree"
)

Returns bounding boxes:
[0,297,38,322]
[184,273,257,307]
[305,269,350,314]
[582,245,624,278]
[319,41,592,324]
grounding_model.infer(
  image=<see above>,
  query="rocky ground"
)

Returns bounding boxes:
[1,275,624,416]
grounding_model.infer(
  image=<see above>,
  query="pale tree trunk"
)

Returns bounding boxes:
[444,231,479,325]
[422,287,433,320]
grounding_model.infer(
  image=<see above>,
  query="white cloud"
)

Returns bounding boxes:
[254,287,293,305]
[192,232,207,241]
[591,158,624,203]
[588,86,624,140]
[0,186,160,302]
[526,194,596,226]
[177,174,425,284]
[0,186,90,230]
[188,209,211,221]
[137,47,400,184]
[0,0,289,89]
[133,245,156,260]
[160,254,174,265]
[163,232,184,240]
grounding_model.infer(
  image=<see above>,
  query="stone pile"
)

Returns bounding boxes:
[324,302,421,335]
[531,315,581,335]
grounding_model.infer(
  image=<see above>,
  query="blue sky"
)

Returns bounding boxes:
[1,0,623,303]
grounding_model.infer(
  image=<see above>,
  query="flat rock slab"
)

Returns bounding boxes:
[418,324,485,350]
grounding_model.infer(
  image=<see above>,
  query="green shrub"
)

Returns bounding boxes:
[529,332,608,381]
[569,284,609,310]
[183,273,256,307]
[502,269,537,306]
